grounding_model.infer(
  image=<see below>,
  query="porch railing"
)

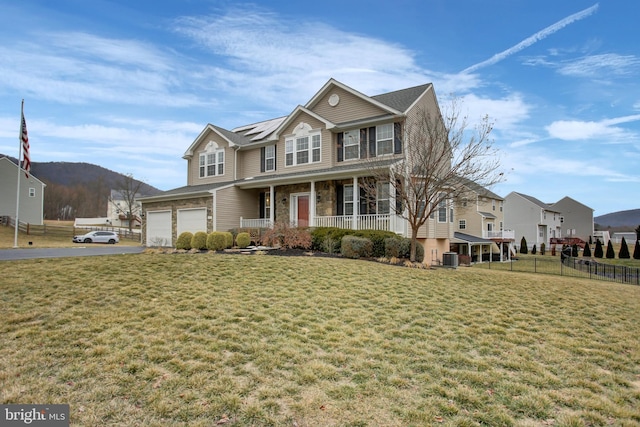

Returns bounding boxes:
[240,214,396,232]
[484,229,515,240]
[239,217,272,228]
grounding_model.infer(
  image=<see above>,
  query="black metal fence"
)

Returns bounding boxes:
[479,255,640,286]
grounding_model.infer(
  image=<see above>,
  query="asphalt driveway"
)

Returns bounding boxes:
[0,245,145,261]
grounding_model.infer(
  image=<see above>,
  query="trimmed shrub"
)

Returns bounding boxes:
[540,242,546,255]
[176,232,193,250]
[606,240,615,259]
[619,237,630,259]
[385,238,401,259]
[520,236,528,254]
[222,231,234,249]
[633,240,640,260]
[531,244,537,255]
[236,232,251,248]
[206,232,227,251]
[341,235,373,259]
[594,239,603,258]
[353,230,398,258]
[191,231,208,251]
[310,227,351,253]
[583,243,591,257]
[572,244,579,257]
[399,238,424,263]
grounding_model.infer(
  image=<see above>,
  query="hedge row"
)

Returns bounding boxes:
[311,227,424,262]
[175,231,252,251]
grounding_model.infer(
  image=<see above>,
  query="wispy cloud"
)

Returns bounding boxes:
[546,114,640,141]
[461,3,599,74]
[557,53,640,77]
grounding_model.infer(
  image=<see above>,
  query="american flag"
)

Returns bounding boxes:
[21,110,30,178]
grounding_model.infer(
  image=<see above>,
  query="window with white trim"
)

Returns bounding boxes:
[376,123,393,155]
[344,185,354,215]
[376,181,390,214]
[285,123,321,166]
[264,145,275,172]
[199,142,225,178]
[343,130,360,161]
[438,195,447,222]
[459,219,466,229]
[29,188,36,197]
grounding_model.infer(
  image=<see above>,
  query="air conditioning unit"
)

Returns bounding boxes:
[442,252,459,268]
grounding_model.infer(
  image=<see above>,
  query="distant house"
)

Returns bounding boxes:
[0,156,46,225]
[503,191,562,251]
[451,178,515,262]
[548,196,594,243]
[107,189,142,228]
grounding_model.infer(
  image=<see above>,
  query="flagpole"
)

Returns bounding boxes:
[13,100,24,248]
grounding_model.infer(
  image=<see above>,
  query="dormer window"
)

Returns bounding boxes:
[199,141,225,178]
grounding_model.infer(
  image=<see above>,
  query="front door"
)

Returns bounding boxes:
[297,195,309,227]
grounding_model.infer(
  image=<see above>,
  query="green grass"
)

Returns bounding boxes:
[0,222,141,248]
[1,253,640,426]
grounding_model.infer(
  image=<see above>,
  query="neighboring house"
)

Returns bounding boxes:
[548,196,594,243]
[610,232,637,244]
[451,178,515,262]
[107,189,142,228]
[0,156,45,225]
[140,78,455,263]
[503,191,562,251]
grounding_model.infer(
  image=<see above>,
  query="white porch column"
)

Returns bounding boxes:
[352,176,358,230]
[269,185,275,226]
[310,181,316,227]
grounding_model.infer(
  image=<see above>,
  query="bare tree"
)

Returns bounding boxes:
[363,98,502,262]
[109,174,145,234]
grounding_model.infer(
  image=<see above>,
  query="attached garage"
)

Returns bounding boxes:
[146,210,172,247]
[177,208,207,235]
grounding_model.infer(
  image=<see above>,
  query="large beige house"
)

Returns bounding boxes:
[140,78,455,264]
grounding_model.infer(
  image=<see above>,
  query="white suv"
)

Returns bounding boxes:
[73,231,120,244]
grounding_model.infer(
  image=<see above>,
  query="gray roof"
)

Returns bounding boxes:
[139,181,233,201]
[514,192,559,211]
[478,211,496,219]
[371,84,432,112]
[458,176,503,200]
[453,232,495,244]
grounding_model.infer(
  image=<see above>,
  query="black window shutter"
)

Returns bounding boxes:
[336,185,344,216]
[368,126,376,157]
[394,122,402,154]
[359,128,367,159]
[259,192,265,218]
[274,145,277,170]
[337,132,344,162]
[260,147,265,172]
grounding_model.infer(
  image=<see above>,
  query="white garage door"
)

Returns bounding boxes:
[146,210,172,247]
[177,208,207,235]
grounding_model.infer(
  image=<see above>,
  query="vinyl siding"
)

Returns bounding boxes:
[311,87,390,124]
[187,129,235,186]
[214,186,258,231]
[276,113,332,174]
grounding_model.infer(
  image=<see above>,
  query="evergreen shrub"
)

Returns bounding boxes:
[176,232,193,250]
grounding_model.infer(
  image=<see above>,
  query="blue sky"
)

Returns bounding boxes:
[1,0,638,216]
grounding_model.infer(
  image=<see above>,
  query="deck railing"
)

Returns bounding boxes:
[484,230,515,240]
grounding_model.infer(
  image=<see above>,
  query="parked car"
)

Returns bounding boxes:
[73,231,120,244]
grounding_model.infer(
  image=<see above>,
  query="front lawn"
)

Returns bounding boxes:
[1,253,639,426]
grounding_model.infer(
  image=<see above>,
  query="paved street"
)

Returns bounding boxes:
[0,245,144,261]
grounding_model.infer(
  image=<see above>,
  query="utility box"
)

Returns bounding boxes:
[442,252,459,268]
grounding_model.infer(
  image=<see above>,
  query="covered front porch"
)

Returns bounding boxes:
[451,232,514,264]
[237,176,406,235]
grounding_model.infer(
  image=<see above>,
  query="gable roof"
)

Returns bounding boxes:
[183,78,435,156]
[510,191,560,213]
[371,83,433,112]
[457,176,503,200]
[0,156,45,186]
[549,196,593,212]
